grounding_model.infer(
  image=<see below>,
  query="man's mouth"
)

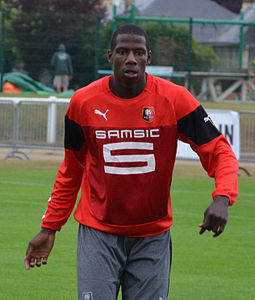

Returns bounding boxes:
[124,69,138,78]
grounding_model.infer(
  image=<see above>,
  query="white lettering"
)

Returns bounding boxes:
[134,129,145,138]
[120,130,133,139]
[95,130,106,139]
[95,129,160,139]
[103,142,155,175]
[150,129,160,137]
[108,130,120,139]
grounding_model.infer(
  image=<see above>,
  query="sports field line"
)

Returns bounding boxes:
[2,199,46,206]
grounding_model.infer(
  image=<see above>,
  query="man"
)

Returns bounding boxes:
[24,24,239,300]
[51,43,73,93]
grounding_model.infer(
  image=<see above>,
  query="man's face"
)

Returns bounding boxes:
[108,33,151,83]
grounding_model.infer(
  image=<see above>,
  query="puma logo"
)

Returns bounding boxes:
[204,116,211,123]
[94,109,109,121]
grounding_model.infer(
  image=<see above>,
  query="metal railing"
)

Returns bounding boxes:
[0,97,69,159]
[0,97,255,161]
[239,110,255,162]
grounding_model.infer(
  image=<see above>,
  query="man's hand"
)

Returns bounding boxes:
[24,228,56,270]
[199,195,230,237]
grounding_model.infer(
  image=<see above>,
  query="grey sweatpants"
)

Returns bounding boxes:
[77,225,172,300]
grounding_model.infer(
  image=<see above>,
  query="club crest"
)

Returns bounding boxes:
[143,107,155,123]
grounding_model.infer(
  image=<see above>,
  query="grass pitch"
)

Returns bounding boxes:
[0,159,254,300]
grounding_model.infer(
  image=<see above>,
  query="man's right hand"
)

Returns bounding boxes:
[24,228,56,270]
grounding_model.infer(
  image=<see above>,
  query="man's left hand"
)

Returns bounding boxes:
[199,195,230,237]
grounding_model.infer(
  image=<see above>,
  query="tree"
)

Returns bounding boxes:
[3,1,218,90]
[5,0,106,88]
[93,21,218,92]
[95,21,217,72]
[141,22,218,72]
[5,0,105,14]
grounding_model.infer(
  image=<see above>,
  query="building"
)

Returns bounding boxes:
[208,2,255,70]
[107,0,255,70]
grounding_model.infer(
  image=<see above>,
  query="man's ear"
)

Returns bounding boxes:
[146,50,152,65]
[108,50,113,64]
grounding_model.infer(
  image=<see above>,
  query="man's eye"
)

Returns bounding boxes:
[136,51,144,56]
[118,49,126,55]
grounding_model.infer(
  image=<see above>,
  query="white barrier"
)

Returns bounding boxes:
[1,97,254,161]
[0,97,70,159]
[177,109,240,160]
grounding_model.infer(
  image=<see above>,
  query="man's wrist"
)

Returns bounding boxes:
[41,227,56,234]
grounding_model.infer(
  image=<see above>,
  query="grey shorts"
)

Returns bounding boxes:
[77,225,172,300]
[53,75,69,89]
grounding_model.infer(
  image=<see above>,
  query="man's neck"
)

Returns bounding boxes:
[109,75,146,99]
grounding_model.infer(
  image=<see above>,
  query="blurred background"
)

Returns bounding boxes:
[1,3,254,300]
[0,0,255,161]
[1,0,255,91]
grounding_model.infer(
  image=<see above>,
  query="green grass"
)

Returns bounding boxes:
[0,160,254,300]
[202,101,255,112]
[170,164,255,300]
[0,92,70,98]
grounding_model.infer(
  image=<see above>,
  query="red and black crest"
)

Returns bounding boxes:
[142,107,155,123]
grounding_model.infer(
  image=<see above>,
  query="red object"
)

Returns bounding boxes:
[42,74,239,236]
[3,82,22,93]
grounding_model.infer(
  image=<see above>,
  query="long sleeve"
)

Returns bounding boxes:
[41,149,85,231]
[42,94,87,231]
[176,88,239,205]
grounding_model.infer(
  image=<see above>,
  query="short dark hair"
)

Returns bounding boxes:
[110,23,150,52]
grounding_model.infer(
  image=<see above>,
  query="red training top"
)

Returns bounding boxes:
[41,74,239,237]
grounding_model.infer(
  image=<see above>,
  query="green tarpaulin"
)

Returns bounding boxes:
[3,72,74,97]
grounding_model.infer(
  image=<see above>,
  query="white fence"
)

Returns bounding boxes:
[0,97,69,159]
[0,97,254,161]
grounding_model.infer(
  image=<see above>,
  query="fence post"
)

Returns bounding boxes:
[4,99,30,160]
[241,79,247,102]
[47,97,57,144]
[239,9,244,70]
[130,4,136,24]
[0,7,6,92]
[113,5,117,34]
[13,101,19,151]
[94,15,100,80]
[187,17,193,92]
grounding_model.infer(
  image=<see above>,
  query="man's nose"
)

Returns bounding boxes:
[126,51,137,64]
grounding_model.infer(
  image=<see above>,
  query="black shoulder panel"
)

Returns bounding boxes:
[64,115,85,151]
[177,105,221,146]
